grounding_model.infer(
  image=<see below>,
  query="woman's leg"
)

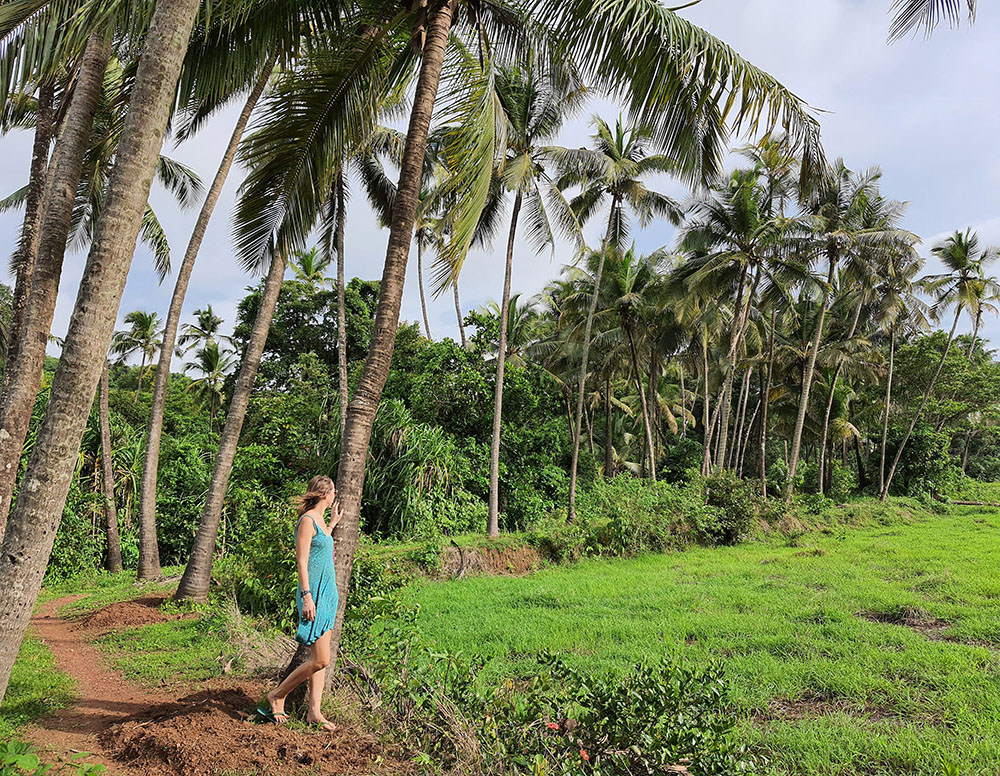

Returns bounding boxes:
[267,634,331,720]
[306,631,334,728]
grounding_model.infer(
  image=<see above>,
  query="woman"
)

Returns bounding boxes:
[260,475,343,731]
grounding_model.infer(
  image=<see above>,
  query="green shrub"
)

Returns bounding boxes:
[659,438,704,483]
[698,471,761,546]
[1,740,104,775]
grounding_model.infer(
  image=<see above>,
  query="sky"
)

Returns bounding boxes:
[1,0,998,361]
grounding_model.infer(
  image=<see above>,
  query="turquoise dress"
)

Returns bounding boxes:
[295,514,338,645]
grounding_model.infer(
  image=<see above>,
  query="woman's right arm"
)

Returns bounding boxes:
[295,516,317,622]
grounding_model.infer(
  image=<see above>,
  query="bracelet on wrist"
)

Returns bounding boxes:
[301,589,311,597]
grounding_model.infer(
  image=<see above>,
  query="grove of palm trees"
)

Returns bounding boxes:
[0,0,996,774]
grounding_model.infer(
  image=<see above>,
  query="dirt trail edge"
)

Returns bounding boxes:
[26,593,413,776]
[25,594,174,773]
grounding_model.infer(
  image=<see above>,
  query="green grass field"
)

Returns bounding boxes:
[412,503,1000,775]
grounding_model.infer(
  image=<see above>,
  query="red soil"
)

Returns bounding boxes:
[25,594,412,775]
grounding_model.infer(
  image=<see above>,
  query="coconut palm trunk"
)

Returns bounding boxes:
[881,305,962,500]
[817,302,861,495]
[569,201,619,520]
[679,365,687,439]
[729,368,751,470]
[760,311,776,496]
[959,309,981,474]
[701,331,712,475]
[452,278,467,347]
[137,57,275,579]
[785,250,838,502]
[625,321,656,482]
[99,361,122,573]
[604,375,613,475]
[416,241,432,339]
[326,0,455,664]
[2,81,55,395]
[488,190,522,538]
[878,329,895,493]
[713,268,749,470]
[0,0,202,703]
[174,250,289,602]
[335,169,349,436]
[0,33,111,539]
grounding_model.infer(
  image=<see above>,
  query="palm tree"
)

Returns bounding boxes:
[784,163,911,502]
[136,53,274,579]
[815,193,912,494]
[0,0,205,704]
[881,230,999,498]
[462,58,582,538]
[98,358,122,573]
[177,305,225,355]
[0,42,200,540]
[0,32,112,541]
[890,0,977,40]
[111,311,163,399]
[560,116,680,517]
[185,341,235,430]
[1,81,54,393]
[290,246,333,289]
[675,166,799,474]
[414,189,440,340]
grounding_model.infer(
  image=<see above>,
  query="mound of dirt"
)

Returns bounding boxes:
[101,685,412,776]
[441,544,542,578]
[78,595,176,630]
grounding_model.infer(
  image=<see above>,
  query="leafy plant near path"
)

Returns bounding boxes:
[1,741,104,776]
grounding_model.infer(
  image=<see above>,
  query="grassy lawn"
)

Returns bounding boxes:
[0,635,74,742]
[411,502,1000,775]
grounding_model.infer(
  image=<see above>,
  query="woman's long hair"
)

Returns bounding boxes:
[294,475,335,517]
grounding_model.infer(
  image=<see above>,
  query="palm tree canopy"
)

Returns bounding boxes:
[889,0,977,40]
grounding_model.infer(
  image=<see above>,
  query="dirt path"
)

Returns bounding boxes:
[24,593,413,776]
[25,595,175,773]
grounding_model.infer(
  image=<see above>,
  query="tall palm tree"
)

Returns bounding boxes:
[457,57,583,539]
[1,80,55,392]
[0,42,200,540]
[816,193,912,494]
[111,311,164,399]
[0,32,112,541]
[675,166,799,474]
[0,0,205,704]
[185,341,235,430]
[784,163,910,502]
[560,116,680,517]
[881,229,999,498]
[98,358,122,573]
[136,53,275,579]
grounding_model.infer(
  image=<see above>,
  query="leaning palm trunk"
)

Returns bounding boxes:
[417,242,432,339]
[335,170,349,437]
[2,81,55,396]
[604,376,613,475]
[99,361,122,573]
[174,251,289,602]
[881,306,962,500]
[569,202,619,519]
[959,310,981,474]
[137,57,275,580]
[785,252,838,502]
[0,33,111,539]
[817,302,861,494]
[713,268,750,470]
[0,0,202,703]
[488,190,522,538]
[452,278,467,347]
[760,310,776,497]
[679,366,687,439]
[625,322,656,482]
[327,0,455,665]
[729,368,751,471]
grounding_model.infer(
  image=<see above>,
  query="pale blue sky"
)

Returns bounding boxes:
[1,0,997,358]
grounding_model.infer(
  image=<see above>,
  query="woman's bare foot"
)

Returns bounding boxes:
[306,712,336,732]
[266,691,290,723]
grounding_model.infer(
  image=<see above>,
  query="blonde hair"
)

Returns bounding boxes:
[294,475,335,517]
